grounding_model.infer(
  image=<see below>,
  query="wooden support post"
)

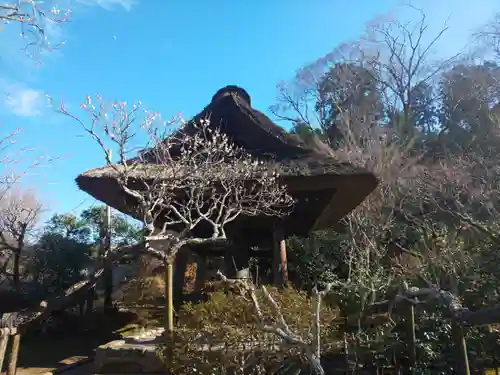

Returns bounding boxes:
[103,207,113,311]
[0,333,9,372]
[194,255,208,292]
[100,149,113,312]
[403,302,416,375]
[452,322,470,375]
[273,220,288,288]
[165,261,174,336]
[6,333,20,375]
[163,261,174,372]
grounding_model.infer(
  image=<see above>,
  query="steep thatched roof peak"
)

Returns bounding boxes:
[211,85,251,106]
[187,85,315,160]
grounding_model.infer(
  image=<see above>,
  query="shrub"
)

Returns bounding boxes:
[286,231,352,289]
[165,286,338,374]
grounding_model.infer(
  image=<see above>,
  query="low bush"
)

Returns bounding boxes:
[164,285,338,374]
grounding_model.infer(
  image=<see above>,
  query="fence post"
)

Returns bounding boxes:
[452,321,470,375]
[403,302,417,375]
[0,330,9,372]
[6,333,21,375]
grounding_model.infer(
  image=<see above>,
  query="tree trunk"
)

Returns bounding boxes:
[103,260,113,312]
[12,231,26,292]
[12,252,20,291]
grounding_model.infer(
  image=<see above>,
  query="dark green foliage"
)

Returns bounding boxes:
[28,205,141,292]
[80,206,142,246]
[316,63,383,148]
[45,213,91,243]
[30,232,92,292]
[289,121,326,146]
[286,231,348,290]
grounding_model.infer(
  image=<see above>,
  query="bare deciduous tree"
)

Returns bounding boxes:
[271,6,456,140]
[0,188,43,289]
[475,12,500,60]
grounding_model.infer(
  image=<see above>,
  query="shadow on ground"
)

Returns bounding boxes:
[3,310,139,372]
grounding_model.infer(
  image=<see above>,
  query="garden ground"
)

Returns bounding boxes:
[0,308,148,375]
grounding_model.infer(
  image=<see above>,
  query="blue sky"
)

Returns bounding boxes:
[0,0,499,221]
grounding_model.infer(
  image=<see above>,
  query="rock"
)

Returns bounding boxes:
[94,331,165,374]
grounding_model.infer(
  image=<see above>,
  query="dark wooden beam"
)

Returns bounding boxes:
[459,304,500,327]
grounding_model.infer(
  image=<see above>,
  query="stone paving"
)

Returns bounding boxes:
[94,328,166,374]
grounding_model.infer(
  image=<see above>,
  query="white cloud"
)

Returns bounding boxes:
[2,82,44,117]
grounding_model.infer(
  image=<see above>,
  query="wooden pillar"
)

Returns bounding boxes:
[403,302,416,375]
[273,220,288,288]
[165,262,174,337]
[194,255,208,292]
[6,333,20,375]
[163,261,174,372]
[452,321,470,375]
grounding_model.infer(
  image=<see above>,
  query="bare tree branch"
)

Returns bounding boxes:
[217,270,333,375]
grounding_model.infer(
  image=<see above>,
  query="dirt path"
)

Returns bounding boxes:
[3,359,92,375]
[2,357,93,375]
[1,339,96,375]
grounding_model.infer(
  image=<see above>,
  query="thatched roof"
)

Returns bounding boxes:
[76,86,378,239]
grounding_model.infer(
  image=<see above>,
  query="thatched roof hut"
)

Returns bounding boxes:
[76,86,378,245]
